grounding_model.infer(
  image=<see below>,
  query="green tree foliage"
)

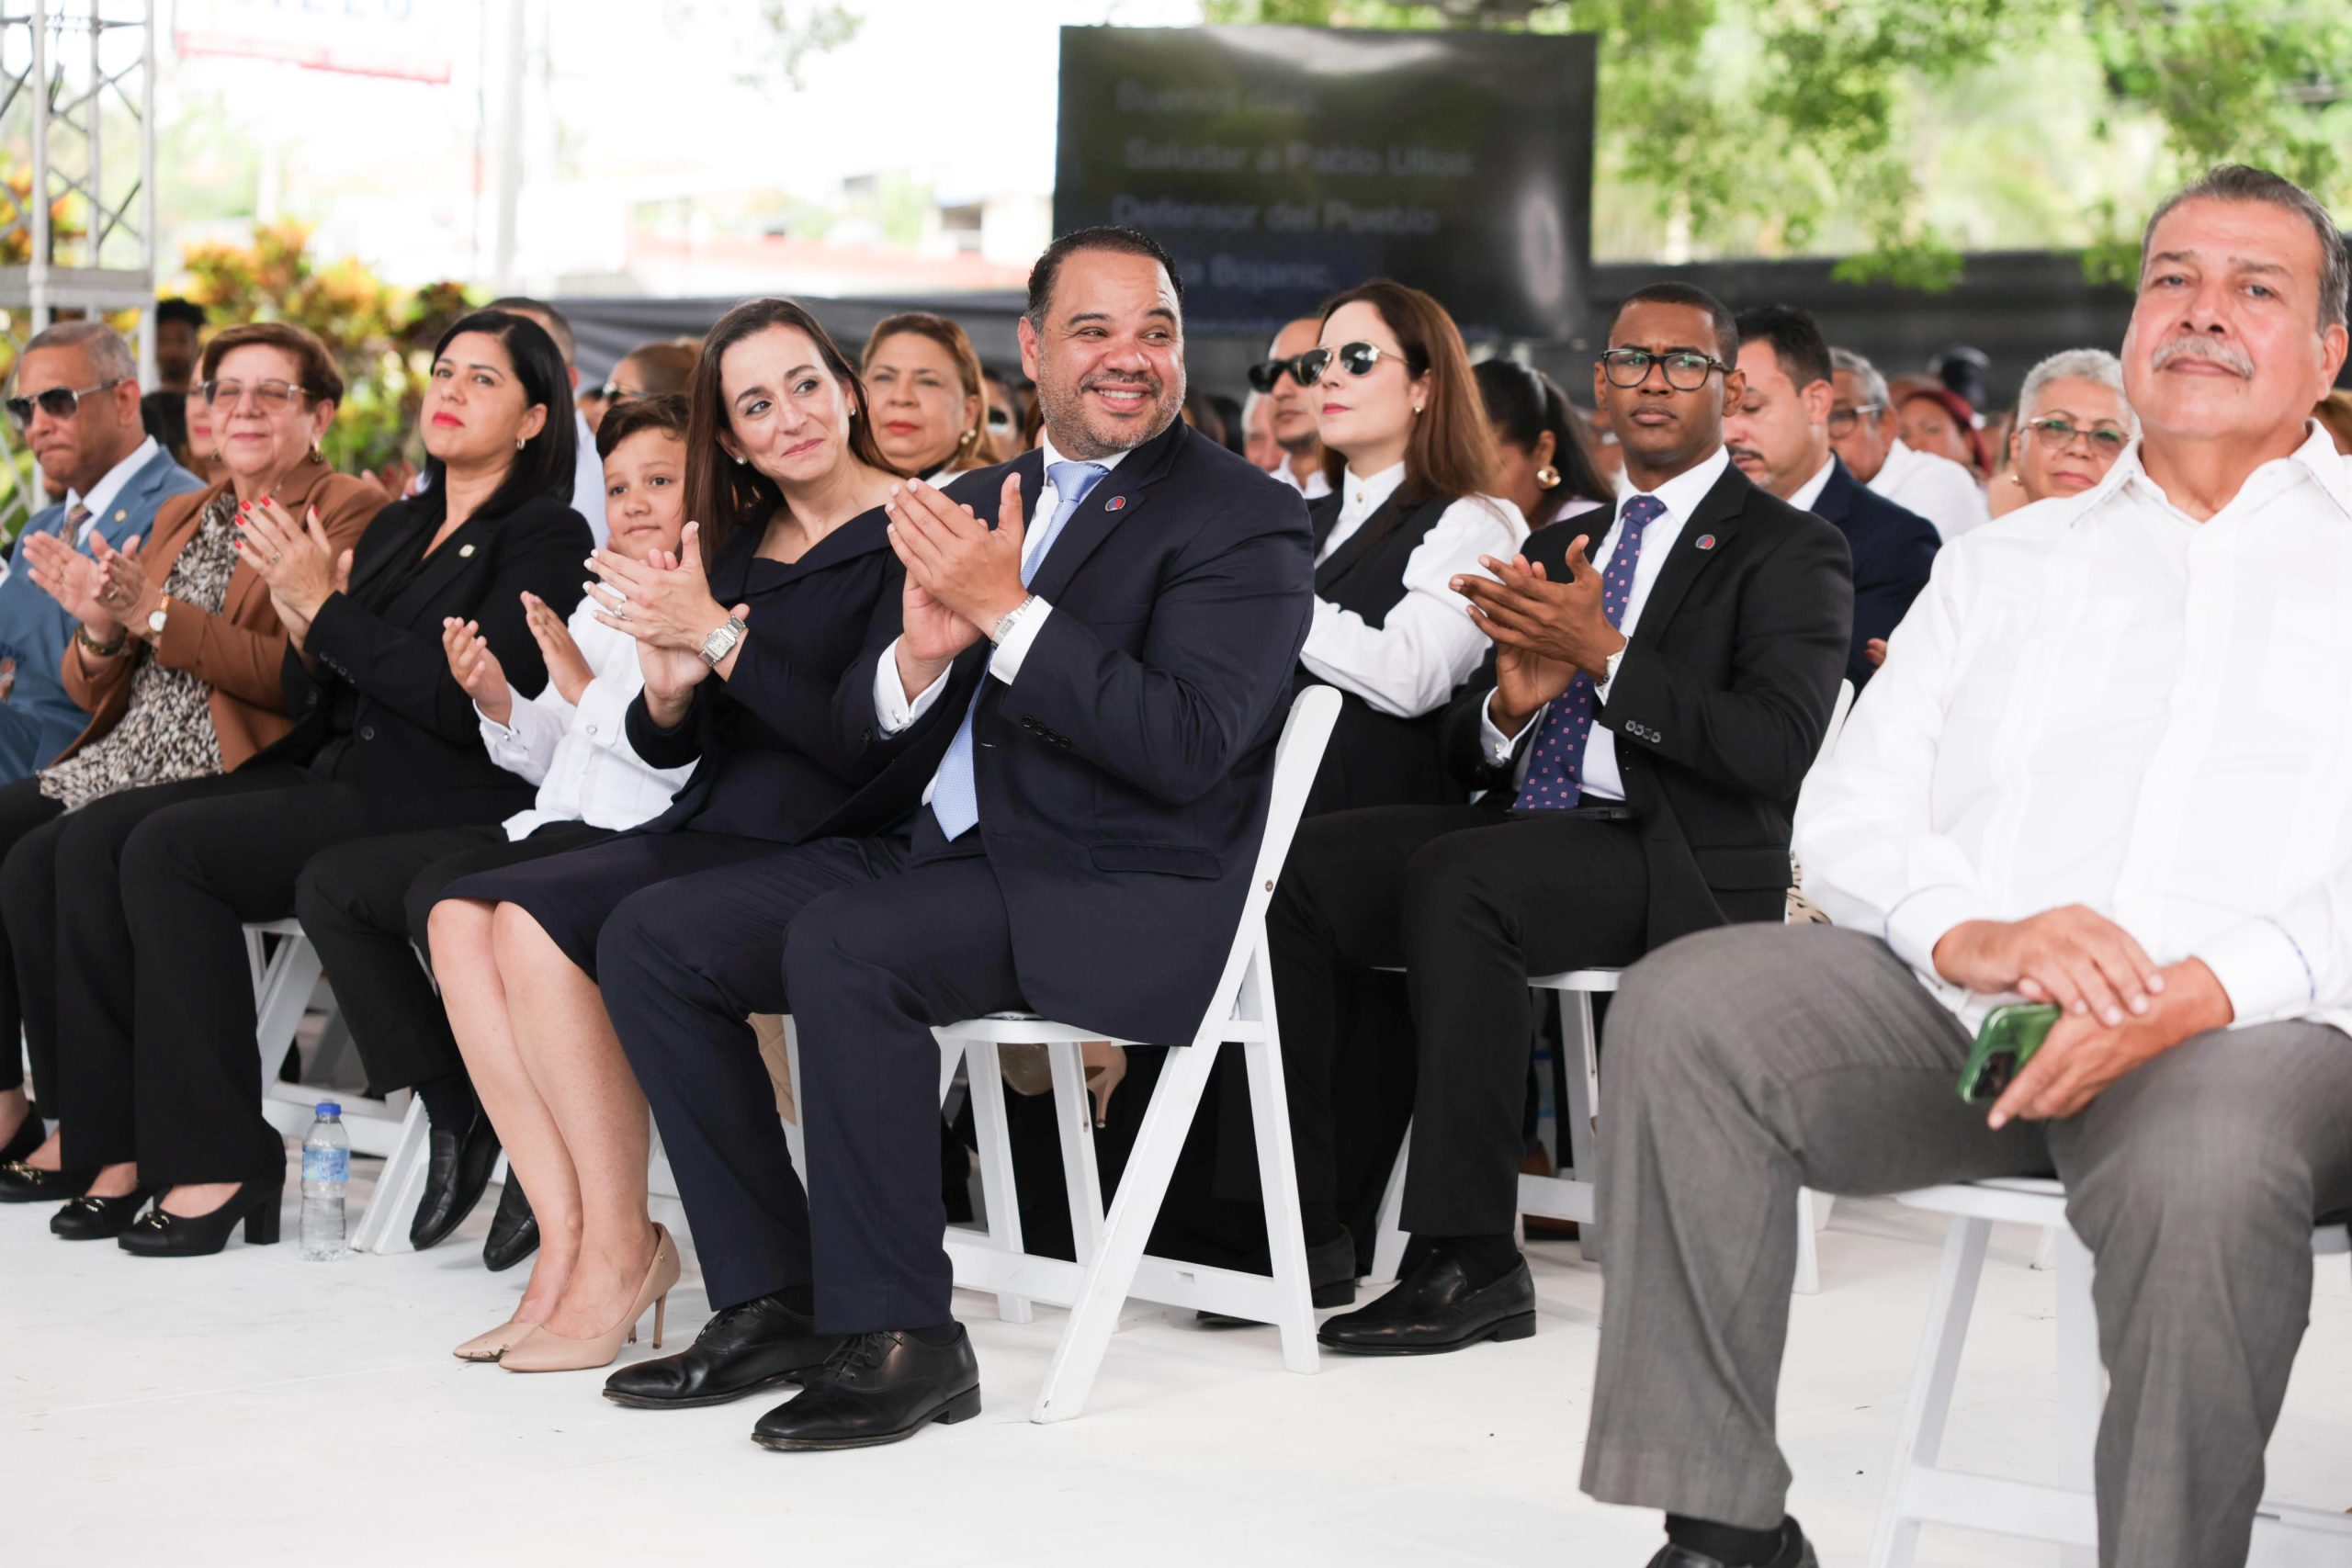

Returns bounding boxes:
[175,221,474,476]
[1202,0,2352,288]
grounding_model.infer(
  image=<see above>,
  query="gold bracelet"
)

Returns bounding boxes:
[74,623,130,659]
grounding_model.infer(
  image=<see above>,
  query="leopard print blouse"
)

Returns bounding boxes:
[39,491,239,811]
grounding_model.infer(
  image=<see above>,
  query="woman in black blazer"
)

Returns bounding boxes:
[52,310,594,1256]
[424,299,911,1371]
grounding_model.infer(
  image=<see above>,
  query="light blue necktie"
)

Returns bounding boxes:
[928,459,1108,838]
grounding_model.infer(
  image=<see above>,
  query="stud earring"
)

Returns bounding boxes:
[1535,464,1562,490]
[1412,403,1425,415]
[514,436,526,451]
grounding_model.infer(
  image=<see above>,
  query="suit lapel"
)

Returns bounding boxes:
[1020,418,1186,607]
[1312,491,1430,596]
[1627,464,1749,654]
[345,502,432,601]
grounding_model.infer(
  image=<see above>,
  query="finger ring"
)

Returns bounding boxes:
[268,551,283,566]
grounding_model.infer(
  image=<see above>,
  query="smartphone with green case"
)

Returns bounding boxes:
[1959,1002,2064,1103]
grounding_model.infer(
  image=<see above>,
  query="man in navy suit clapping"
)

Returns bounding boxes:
[599,229,1314,1449]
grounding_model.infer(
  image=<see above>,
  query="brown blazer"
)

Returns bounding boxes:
[59,456,384,770]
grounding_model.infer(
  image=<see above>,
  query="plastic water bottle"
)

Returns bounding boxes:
[300,1103,349,1261]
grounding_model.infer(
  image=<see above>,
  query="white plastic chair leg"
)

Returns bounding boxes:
[1032,1040,1221,1423]
[780,1017,808,1181]
[2030,1222,2059,1271]
[1046,1042,1104,1265]
[1238,969,1318,1374]
[962,1039,1032,1324]
[1793,1189,1825,1295]
[2052,1226,2101,1568]
[1558,989,1602,1264]
[1866,1213,1994,1568]
[1369,1124,1410,1284]
[353,1096,431,1255]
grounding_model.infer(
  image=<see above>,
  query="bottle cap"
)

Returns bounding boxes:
[315,1101,342,1117]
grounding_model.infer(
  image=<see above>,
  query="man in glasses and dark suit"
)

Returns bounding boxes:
[1266,282,1854,1353]
[0,321,202,782]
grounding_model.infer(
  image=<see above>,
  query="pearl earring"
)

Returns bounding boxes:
[514,436,526,451]
[1535,464,1561,490]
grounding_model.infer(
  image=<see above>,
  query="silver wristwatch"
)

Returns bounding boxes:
[698,614,748,668]
[990,592,1039,647]
[1601,644,1627,690]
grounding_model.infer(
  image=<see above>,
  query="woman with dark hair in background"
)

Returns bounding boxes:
[1473,359,1610,533]
[425,298,910,1373]
[858,311,998,480]
[38,309,593,1258]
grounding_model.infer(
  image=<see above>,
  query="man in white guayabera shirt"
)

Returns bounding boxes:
[1578,165,2352,1568]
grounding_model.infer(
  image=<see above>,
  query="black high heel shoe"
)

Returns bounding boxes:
[0,1159,96,1203]
[118,1179,283,1257]
[51,1187,158,1242]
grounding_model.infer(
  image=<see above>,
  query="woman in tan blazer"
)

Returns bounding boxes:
[0,321,379,1227]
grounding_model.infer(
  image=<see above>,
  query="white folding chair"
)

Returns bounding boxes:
[929,684,1341,1422]
[1871,1178,2352,1567]
[1374,679,1857,1292]
[247,919,409,1156]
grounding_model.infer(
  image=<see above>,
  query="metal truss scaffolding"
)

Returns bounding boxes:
[0,0,155,537]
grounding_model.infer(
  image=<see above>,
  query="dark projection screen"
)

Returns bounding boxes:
[1054,25,1598,342]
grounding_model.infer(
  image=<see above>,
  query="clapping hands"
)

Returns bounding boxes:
[521,592,593,705]
[442,615,511,726]
[23,529,119,638]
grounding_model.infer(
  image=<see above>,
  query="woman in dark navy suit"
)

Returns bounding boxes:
[426,299,913,1373]
[58,309,594,1258]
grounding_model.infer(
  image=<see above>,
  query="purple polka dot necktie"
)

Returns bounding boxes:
[1517,493,1664,810]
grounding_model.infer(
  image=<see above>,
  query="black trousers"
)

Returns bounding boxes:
[605,821,1033,1334]
[62,766,506,1182]
[0,776,66,1099]
[293,819,612,1096]
[1269,803,1688,1237]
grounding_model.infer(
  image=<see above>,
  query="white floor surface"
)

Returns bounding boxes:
[6,1156,2350,1567]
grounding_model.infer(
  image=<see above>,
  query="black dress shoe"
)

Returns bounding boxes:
[749,1327,981,1450]
[51,1188,157,1241]
[1197,1226,1359,1327]
[0,1108,45,1166]
[604,1293,847,1409]
[481,1178,539,1272]
[409,1110,501,1251]
[1317,1250,1536,1355]
[118,1179,282,1257]
[1645,1519,1816,1568]
[0,1160,96,1203]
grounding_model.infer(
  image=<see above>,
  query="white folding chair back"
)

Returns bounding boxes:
[1871,1179,2352,1568]
[1374,678,1858,1290]
[930,684,1341,1422]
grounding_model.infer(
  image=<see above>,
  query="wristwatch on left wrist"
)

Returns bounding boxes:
[144,593,173,644]
[698,614,748,668]
[991,592,1039,647]
[1600,641,1627,689]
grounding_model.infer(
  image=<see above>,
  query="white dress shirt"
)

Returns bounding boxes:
[1868,437,1990,541]
[1797,423,2352,1036]
[477,600,694,840]
[1788,454,1838,515]
[63,436,162,544]
[1478,446,1730,802]
[1302,460,1527,718]
[875,435,1132,773]
[1275,461,1334,502]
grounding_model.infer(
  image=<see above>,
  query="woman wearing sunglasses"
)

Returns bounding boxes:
[1290,279,1522,815]
[0,322,382,1220]
[859,312,1001,480]
[1987,348,2137,519]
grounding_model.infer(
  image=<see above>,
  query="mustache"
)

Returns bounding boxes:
[2151,337,2254,378]
[1081,372,1160,392]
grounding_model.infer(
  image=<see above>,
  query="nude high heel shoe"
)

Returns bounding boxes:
[453,1319,538,1363]
[500,1224,680,1373]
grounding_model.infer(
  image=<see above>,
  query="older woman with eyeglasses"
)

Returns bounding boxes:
[1986,348,2137,519]
[0,321,381,1218]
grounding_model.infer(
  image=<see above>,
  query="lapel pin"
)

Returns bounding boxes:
[1695,534,1717,551]
[1104,495,1127,512]
[113,509,127,523]
[458,544,476,558]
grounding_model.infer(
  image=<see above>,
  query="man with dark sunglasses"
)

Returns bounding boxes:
[0,321,200,782]
[1253,315,1331,500]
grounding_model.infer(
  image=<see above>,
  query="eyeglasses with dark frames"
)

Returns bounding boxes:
[595,382,643,403]
[6,378,124,429]
[1827,400,1886,437]
[1598,348,1732,392]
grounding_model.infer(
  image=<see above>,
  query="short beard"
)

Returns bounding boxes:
[1037,373,1183,460]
